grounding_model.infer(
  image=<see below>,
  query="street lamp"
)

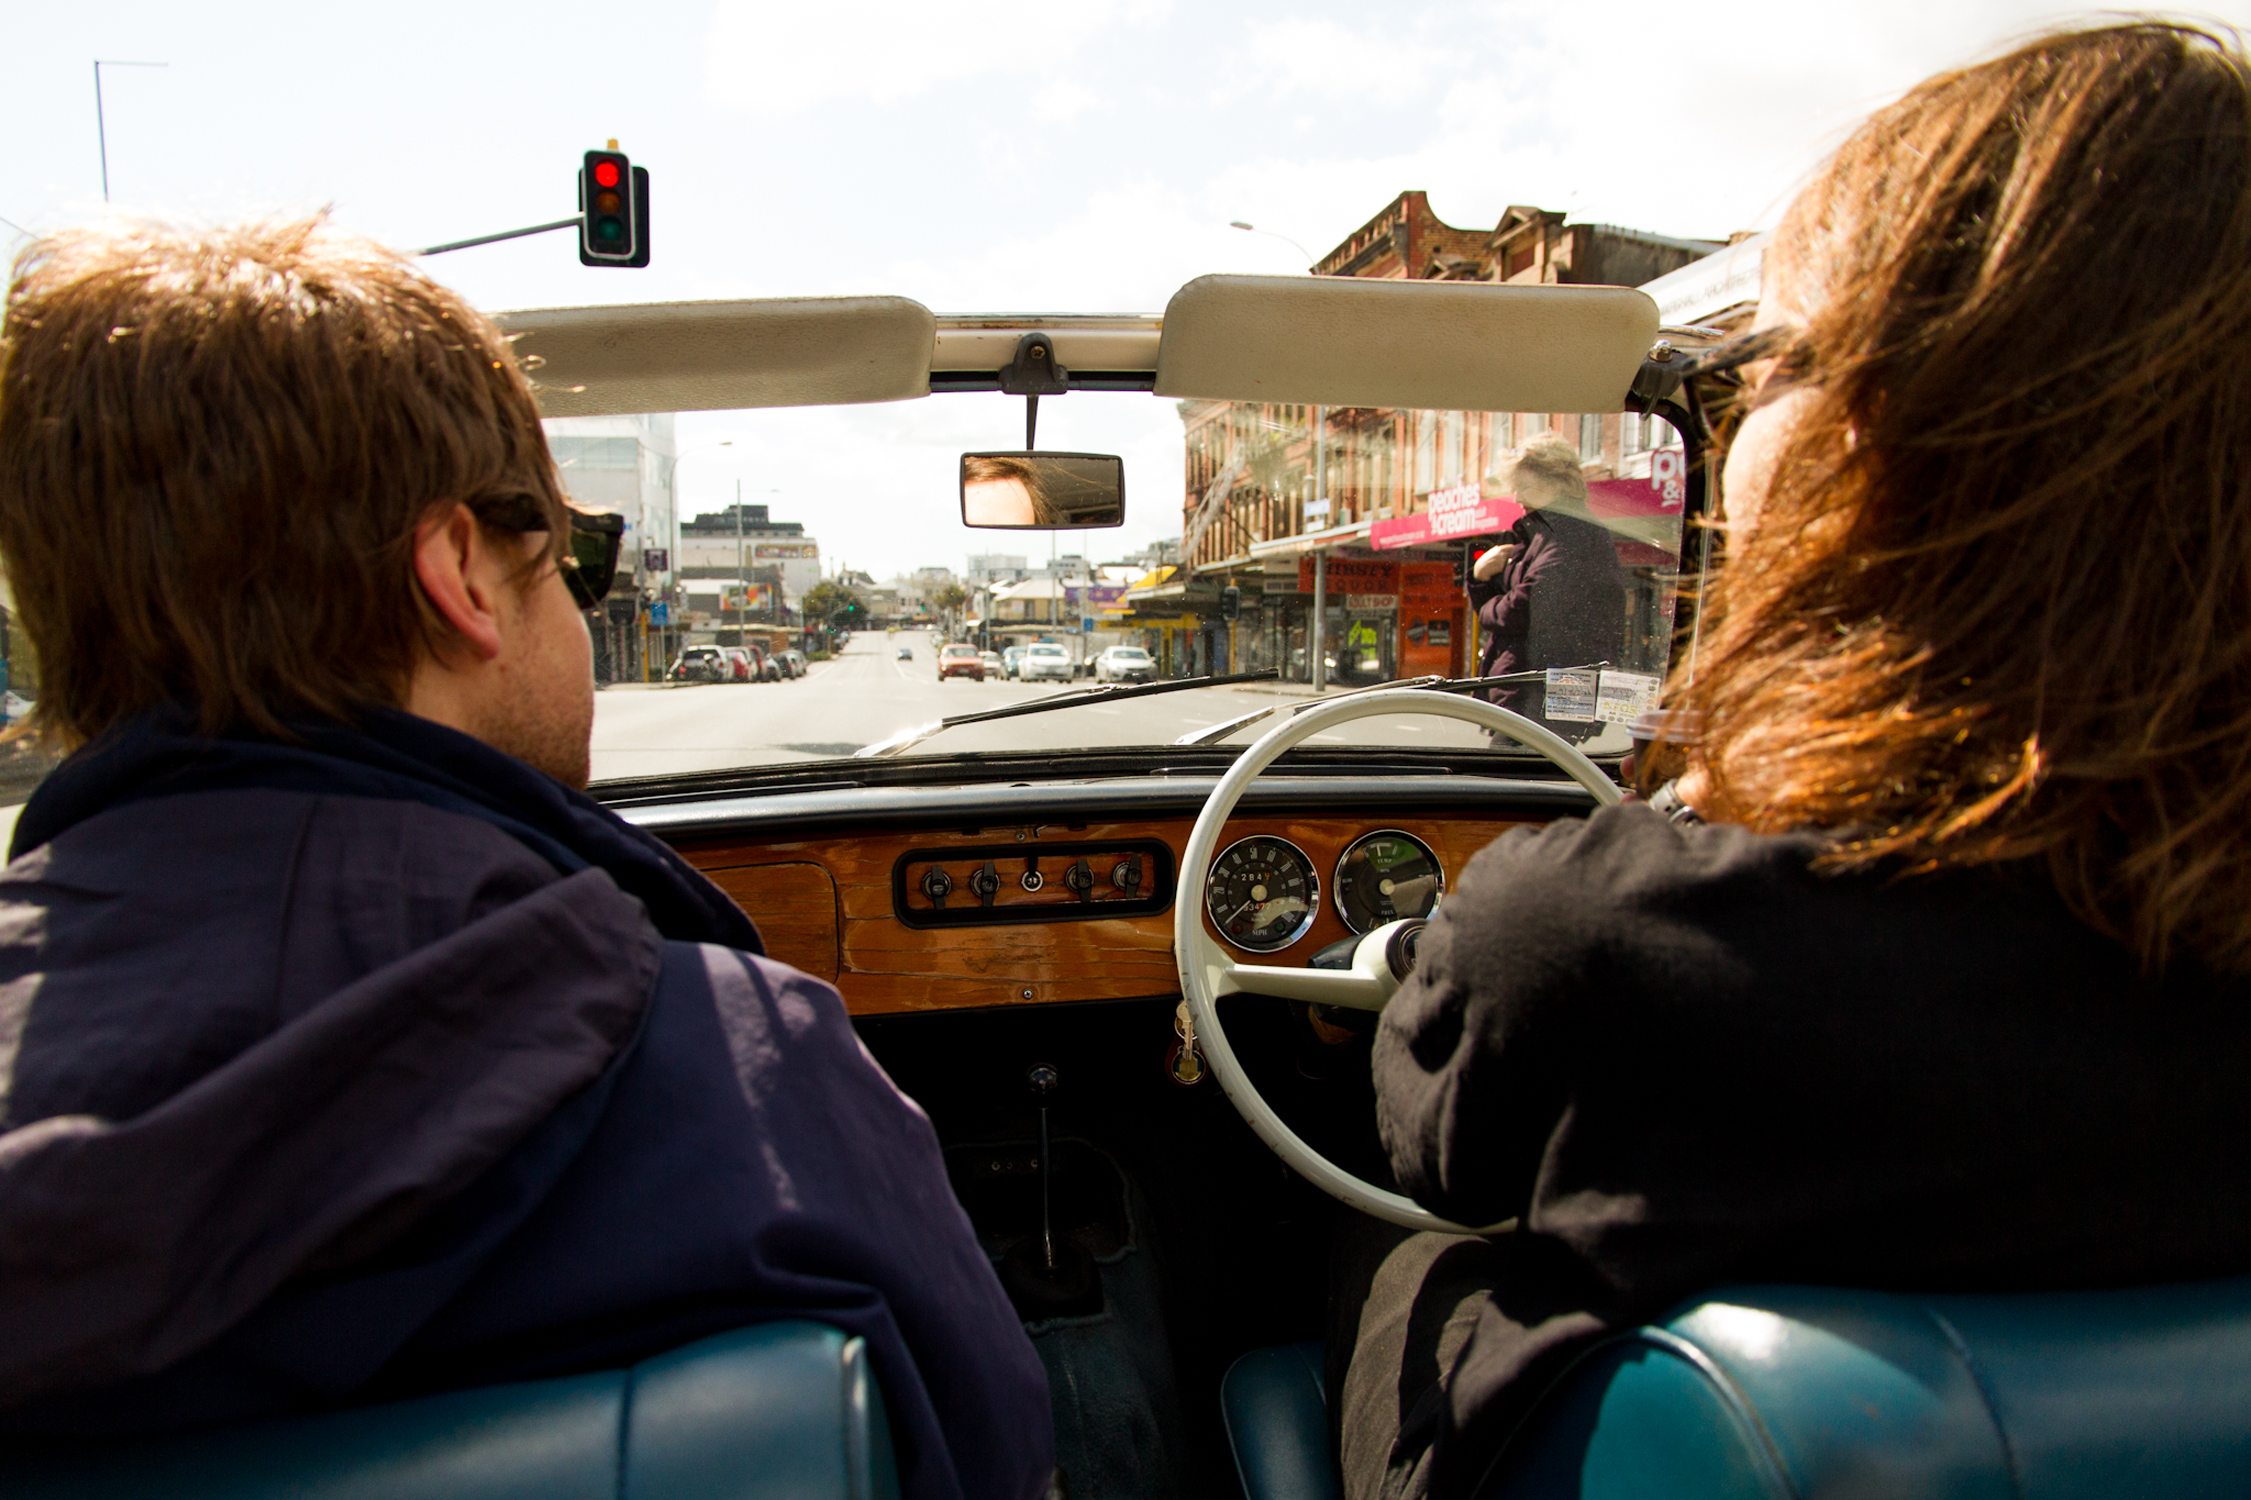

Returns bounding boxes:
[1229,220,1316,268]
[660,440,734,588]
[652,440,732,678]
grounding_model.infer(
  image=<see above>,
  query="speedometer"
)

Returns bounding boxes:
[1334,831,1444,934]
[1206,835,1320,953]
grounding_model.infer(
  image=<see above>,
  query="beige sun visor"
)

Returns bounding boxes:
[497,296,938,417]
[496,277,1659,418]
[1154,275,1659,413]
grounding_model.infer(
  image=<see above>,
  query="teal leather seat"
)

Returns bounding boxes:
[1224,1276,2251,1500]
[0,1321,899,1500]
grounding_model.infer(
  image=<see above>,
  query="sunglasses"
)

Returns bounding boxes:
[562,508,625,611]
[471,495,626,611]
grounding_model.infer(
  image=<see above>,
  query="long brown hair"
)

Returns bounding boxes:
[1678,22,2251,972]
[0,216,567,749]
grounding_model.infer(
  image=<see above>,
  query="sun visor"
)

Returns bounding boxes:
[497,296,937,417]
[1153,275,1659,413]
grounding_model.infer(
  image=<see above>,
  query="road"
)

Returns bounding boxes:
[590,632,1615,782]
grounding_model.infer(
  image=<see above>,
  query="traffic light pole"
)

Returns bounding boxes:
[415,217,581,258]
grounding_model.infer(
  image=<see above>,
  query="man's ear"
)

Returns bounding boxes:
[412,503,506,662]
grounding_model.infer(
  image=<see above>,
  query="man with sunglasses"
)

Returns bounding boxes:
[0,219,1053,1500]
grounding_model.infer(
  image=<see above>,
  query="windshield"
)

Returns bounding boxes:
[584,395,1684,781]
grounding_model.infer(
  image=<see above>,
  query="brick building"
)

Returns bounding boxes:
[1159,192,1721,689]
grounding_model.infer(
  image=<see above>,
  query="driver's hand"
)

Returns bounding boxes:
[1472,543,1516,582]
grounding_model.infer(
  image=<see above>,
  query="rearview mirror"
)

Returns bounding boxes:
[960,452,1125,529]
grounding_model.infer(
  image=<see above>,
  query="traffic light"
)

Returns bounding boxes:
[1220,585,1241,621]
[579,144,650,267]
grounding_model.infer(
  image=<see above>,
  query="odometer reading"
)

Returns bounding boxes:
[1206,835,1320,953]
[1334,831,1444,935]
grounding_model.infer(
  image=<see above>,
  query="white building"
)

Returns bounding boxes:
[542,414,677,594]
[678,504,822,631]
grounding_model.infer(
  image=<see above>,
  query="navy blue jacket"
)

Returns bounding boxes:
[0,710,1052,1500]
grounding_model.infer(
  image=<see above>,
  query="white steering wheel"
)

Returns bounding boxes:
[1173,688,1624,1233]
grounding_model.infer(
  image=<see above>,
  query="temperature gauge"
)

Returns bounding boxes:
[1334,831,1444,934]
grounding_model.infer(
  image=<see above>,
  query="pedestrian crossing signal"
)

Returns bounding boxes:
[579,146,649,267]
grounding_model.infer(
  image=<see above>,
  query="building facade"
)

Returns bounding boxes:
[1157,192,1723,690]
[678,502,821,650]
[543,413,677,683]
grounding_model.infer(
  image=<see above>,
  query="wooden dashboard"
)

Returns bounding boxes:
[673,811,1544,1015]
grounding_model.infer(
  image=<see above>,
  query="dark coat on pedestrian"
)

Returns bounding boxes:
[1465,505,1627,725]
[0,707,1053,1500]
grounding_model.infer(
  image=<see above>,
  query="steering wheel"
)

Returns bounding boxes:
[1173,687,1624,1234]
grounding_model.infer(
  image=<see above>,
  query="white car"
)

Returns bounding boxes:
[1018,643,1076,682]
[1094,646,1156,684]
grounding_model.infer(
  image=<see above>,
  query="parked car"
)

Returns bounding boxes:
[1002,646,1027,679]
[937,643,984,682]
[718,646,755,683]
[666,646,728,683]
[1018,642,1075,682]
[1094,645,1157,684]
[979,650,1006,677]
[780,649,809,678]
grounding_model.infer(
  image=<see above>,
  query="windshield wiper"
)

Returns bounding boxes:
[1171,663,1616,747]
[854,670,1283,760]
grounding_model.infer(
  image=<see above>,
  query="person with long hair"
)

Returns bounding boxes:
[1336,23,2251,1500]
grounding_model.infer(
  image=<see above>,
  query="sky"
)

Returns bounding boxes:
[9,1,2246,580]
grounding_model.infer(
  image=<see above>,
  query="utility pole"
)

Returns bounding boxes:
[735,479,745,643]
[94,60,166,202]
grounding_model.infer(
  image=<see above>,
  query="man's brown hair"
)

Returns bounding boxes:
[0,216,568,749]
[1674,22,2251,971]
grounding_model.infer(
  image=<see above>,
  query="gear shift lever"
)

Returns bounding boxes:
[999,1061,1102,1319]
[1028,1063,1060,1269]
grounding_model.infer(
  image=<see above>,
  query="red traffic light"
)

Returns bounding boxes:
[579,148,646,267]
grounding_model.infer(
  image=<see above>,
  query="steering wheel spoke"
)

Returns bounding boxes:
[1175,688,1623,1236]
[1219,962,1394,1010]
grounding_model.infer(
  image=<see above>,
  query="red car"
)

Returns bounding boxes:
[937,643,984,682]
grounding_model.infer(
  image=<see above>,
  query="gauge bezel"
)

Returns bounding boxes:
[1207,834,1322,953]
[1332,829,1446,935]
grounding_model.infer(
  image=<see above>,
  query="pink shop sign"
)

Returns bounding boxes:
[1370,483,1525,551]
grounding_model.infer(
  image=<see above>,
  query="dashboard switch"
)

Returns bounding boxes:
[1065,857,1095,902]
[970,860,1002,907]
[1111,858,1142,895]
[921,867,953,909]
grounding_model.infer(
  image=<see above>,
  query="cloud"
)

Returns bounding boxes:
[1228,17,1456,106]
[703,0,1168,115]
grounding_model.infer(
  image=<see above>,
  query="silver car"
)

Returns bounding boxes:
[1019,643,1076,682]
[1094,646,1156,684]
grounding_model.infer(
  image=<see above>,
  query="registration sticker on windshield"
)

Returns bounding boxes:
[1544,668,1600,721]
[1594,670,1661,725]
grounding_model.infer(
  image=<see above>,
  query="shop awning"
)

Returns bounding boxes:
[1247,520,1373,559]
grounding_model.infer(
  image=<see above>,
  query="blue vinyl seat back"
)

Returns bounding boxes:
[0,1320,900,1500]
[1487,1277,2251,1500]
[1220,1276,2251,1500]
